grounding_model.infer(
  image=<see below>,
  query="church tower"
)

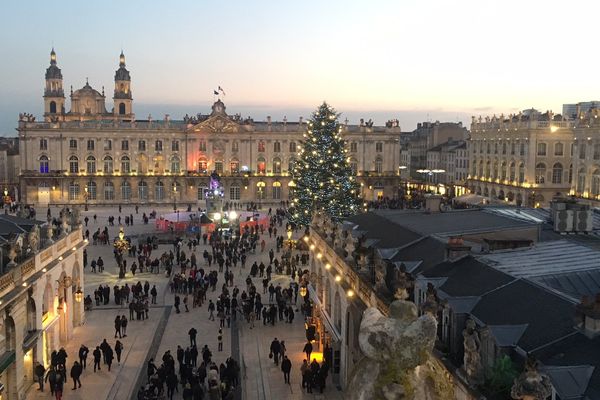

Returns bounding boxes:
[113,51,133,118]
[43,48,65,119]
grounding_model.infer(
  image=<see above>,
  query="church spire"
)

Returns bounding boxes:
[50,47,57,65]
[119,50,125,67]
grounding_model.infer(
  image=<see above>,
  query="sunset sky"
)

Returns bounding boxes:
[1,0,598,134]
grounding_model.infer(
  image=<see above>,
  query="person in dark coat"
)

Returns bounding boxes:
[105,346,114,371]
[34,362,45,391]
[115,340,124,364]
[270,338,281,365]
[166,372,178,400]
[93,347,102,372]
[114,315,122,338]
[54,367,65,399]
[45,366,57,395]
[281,356,292,384]
[70,361,82,390]
[303,341,313,361]
[78,345,89,370]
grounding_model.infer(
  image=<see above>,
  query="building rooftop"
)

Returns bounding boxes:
[346,212,422,249]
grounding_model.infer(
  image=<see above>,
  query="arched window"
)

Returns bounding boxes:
[230,159,239,174]
[272,181,281,200]
[258,141,265,152]
[579,143,587,159]
[121,181,131,200]
[350,158,358,175]
[492,161,498,179]
[568,164,573,184]
[118,103,126,115]
[471,158,477,176]
[494,142,498,154]
[509,161,516,181]
[535,163,546,184]
[577,168,586,193]
[289,141,297,153]
[592,170,600,197]
[40,155,49,174]
[518,163,525,183]
[155,140,163,151]
[537,143,547,156]
[121,156,130,173]
[256,181,266,199]
[334,291,341,332]
[485,161,490,179]
[137,154,148,174]
[103,156,113,173]
[500,161,507,180]
[555,143,564,156]
[274,141,281,153]
[375,157,383,174]
[479,160,483,176]
[214,160,223,174]
[502,142,507,155]
[288,158,296,173]
[155,181,165,201]
[231,141,239,152]
[104,181,115,200]
[86,181,97,200]
[257,157,266,175]
[272,157,281,174]
[594,144,600,160]
[49,101,57,114]
[68,182,80,200]
[69,156,79,173]
[552,163,563,184]
[511,142,516,155]
[198,158,208,173]
[520,142,525,156]
[138,181,148,200]
[229,185,240,200]
[86,156,96,174]
[170,156,180,173]
[288,180,296,197]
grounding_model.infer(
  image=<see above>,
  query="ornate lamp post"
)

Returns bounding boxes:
[172,183,177,211]
[84,186,89,211]
[113,227,130,279]
[74,287,83,303]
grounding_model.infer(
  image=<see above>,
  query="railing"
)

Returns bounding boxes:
[471,120,576,132]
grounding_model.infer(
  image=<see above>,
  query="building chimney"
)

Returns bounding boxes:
[576,293,600,338]
[445,236,471,262]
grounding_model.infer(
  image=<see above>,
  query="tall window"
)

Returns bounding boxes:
[230,186,240,200]
[258,141,265,152]
[289,142,297,153]
[103,156,113,173]
[518,163,525,183]
[273,157,281,174]
[350,159,358,175]
[376,142,383,152]
[198,159,208,173]
[170,156,180,173]
[257,157,266,174]
[68,182,79,201]
[231,141,239,152]
[535,163,546,184]
[511,142,515,155]
[494,143,498,154]
[492,161,498,179]
[555,143,564,156]
[138,181,148,200]
[155,140,163,151]
[40,155,49,173]
[121,181,131,200]
[552,163,563,184]
[274,141,281,153]
[272,182,281,199]
[520,143,525,156]
[288,158,296,173]
[579,143,587,159]
[509,161,515,181]
[87,139,95,151]
[155,182,164,201]
[256,182,266,199]
[86,156,96,173]
[502,142,507,155]
[230,159,239,174]
[121,156,130,173]
[592,170,600,197]
[594,144,600,160]
[577,169,586,193]
[199,140,207,152]
[119,103,126,115]
[485,161,490,179]
[569,164,573,184]
[86,181,97,200]
[69,139,77,149]
[197,187,205,201]
[104,139,112,150]
[40,139,48,150]
[214,161,223,174]
[537,143,547,156]
[138,140,146,151]
[69,156,79,173]
[375,157,383,173]
[121,140,129,151]
[500,161,507,180]
[104,182,115,200]
[350,142,358,152]
[171,140,179,152]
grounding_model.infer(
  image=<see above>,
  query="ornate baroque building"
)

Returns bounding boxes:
[18,50,402,206]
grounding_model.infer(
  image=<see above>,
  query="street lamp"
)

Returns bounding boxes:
[113,227,130,279]
[172,183,177,211]
[84,186,89,211]
[74,287,83,303]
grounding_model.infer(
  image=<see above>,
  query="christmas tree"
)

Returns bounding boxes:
[290,102,360,226]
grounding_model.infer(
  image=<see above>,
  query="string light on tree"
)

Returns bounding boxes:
[289,102,360,226]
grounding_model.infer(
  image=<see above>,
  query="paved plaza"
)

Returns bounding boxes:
[25,205,344,400]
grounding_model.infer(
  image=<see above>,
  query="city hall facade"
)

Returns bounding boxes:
[18,50,402,207]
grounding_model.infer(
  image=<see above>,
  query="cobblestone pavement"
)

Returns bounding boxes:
[25,205,345,400]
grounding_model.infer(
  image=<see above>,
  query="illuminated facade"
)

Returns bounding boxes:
[468,110,574,206]
[0,220,85,399]
[18,50,403,206]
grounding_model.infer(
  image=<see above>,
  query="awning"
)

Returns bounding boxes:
[0,351,15,374]
[308,285,342,342]
[23,330,40,351]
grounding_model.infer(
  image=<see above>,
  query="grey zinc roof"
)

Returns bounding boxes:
[345,212,422,248]
[487,324,528,347]
[531,270,600,301]
[543,365,595,400]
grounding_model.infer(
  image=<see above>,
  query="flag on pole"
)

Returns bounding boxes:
[218,86,226,96]
[213,90,219,96]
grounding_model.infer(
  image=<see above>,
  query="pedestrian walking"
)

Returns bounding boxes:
[78,345,89,370]
[34,362,45,391]
[303,340,313,361]
[270,338,281,365]
[93,347,101,372]
[188,327,197,347]
[281,356,292,384]
[70,361,82,390]
[218,328,223,352]
[114,315,122,338]
[115,340,124,364]
[120,315,128,337]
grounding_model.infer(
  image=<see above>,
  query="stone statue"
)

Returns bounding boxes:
[347,297,448,400]
[511,356,552,400]
[27,225,40,253]
[463,319,483,386]
[71,207,81,226]
[61,215,70,236]
[46,223,54,244]
[7,244,18,267]
[344,234,356,262]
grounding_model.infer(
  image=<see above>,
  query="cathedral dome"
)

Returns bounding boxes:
[72,81,103,98]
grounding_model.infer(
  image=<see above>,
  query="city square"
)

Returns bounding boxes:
[3,1,600,400]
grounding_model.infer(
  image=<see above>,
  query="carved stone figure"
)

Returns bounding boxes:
[27,225,40,253]
[345,235,355,262]
[463,319,484,386]
[71,207,81,226]
[511,356,552,400]
[61,216,70,236]
[7,244,18,267]
[46,223,54,244]
[347,297,450,400]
